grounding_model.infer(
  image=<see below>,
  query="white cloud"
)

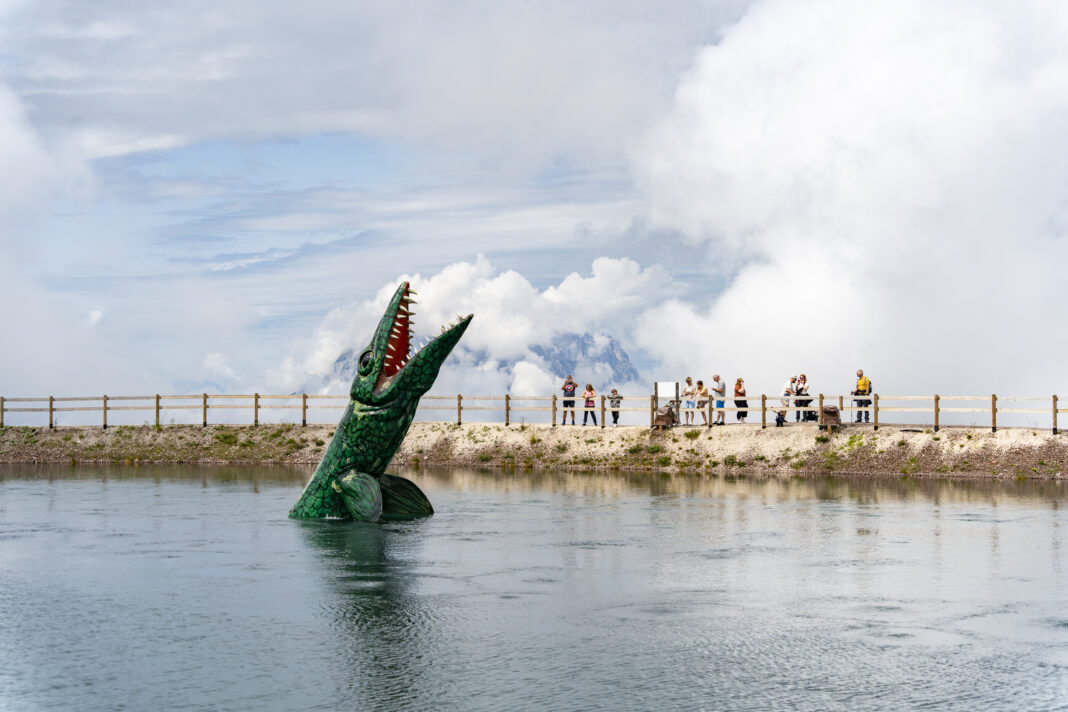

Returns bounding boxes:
[272,256,665,397]
[0,84,64,222]
[3,1,750,163]
[634,0,1068,396]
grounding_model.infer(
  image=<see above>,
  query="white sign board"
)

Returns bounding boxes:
[655,382,678,401]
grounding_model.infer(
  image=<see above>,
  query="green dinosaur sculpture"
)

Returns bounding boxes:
[289,282,472,521]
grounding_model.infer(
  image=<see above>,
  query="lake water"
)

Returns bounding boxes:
[1,465,1066,711]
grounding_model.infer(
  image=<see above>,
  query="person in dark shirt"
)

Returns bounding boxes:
[561,375,578,425]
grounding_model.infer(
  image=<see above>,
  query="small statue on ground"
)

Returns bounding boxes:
[289,282,471,522]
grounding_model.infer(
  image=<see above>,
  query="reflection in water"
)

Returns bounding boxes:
[409,465,1068,508]
[297,521,423,706]
[1,464,1066,712]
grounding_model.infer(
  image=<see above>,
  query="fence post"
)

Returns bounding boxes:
[934,394,940,432]
[650,394,655,428]
[302,393,308,427]
[1054,395,1059,435]
[838,395,844,416]
[102,395,108,430]
[761,394,767,429]
[873,394,879,431]
[457,394,462,425]
[49,396,54,429]
[991,393,997,433]
[254,393,260,426]
[202,393,208,427]
[600,394,605,429]
[505,394,511,427]
[154,394,161,428]
[552,395,557,426]
[707,398,713,429]
[1,396,5,428]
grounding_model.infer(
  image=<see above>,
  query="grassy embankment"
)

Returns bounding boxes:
[1,422,1066,479]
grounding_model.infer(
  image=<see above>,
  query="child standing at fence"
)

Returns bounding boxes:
[609,389,622,427]
[582,384,597,426]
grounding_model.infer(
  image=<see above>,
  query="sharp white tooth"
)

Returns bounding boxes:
[408,298,418,306]
[398,305,408,314]
[387,344,395,352]
[408,290,418,296]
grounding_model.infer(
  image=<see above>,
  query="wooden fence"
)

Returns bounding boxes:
[0,392,1063,433]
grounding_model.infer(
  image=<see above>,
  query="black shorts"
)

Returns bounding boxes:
[563,399,575,408]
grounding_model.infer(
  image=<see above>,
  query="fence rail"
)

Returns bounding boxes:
[0,392,1063,433]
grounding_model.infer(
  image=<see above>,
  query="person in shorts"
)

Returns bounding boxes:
[681,376,697,425]
[711,374,727,425]
[561,375,577,425]
[695,380,709,426]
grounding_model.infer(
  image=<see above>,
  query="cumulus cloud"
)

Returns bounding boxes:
[272,256,667,397]
[634,0,1068,397]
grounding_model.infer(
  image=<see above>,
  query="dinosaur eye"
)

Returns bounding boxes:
[358,350,373,374]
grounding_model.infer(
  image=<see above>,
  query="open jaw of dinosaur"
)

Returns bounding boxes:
[372,282,473,397]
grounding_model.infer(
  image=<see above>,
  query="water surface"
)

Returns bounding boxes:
[1,465,1066,711]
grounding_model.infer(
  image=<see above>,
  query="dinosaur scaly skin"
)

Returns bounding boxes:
[288,282,472,521]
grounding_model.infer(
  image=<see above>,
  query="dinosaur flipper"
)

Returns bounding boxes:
[335,471,383,522]
[379,473,434,520]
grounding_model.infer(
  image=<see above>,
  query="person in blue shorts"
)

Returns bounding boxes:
[681,376,697,425]
[711,374,727,425]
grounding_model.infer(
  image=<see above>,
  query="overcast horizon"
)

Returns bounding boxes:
[3,0,1068,405]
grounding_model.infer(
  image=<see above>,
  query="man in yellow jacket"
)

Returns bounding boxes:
[851,369,872,423]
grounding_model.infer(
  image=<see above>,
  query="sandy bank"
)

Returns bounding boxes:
[1,422,1066,480]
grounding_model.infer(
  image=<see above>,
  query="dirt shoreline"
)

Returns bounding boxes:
[1,422,1066,479]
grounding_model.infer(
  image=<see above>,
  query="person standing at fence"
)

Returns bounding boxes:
[795,374,810,422]
[695,380,709,425]
[582,383,598,426]
[711,374,727,426]
[851,369,872,423]
[734,378,748,423]
[561,376,578,425]
[609,388,622,427]
[777,376,796,427]
[681,376,697,425]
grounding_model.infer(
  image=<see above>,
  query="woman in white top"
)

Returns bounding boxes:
[681,376,697,425]
[794,374,809,422]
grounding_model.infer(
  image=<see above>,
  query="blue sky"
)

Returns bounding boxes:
[3,0,1068,409]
